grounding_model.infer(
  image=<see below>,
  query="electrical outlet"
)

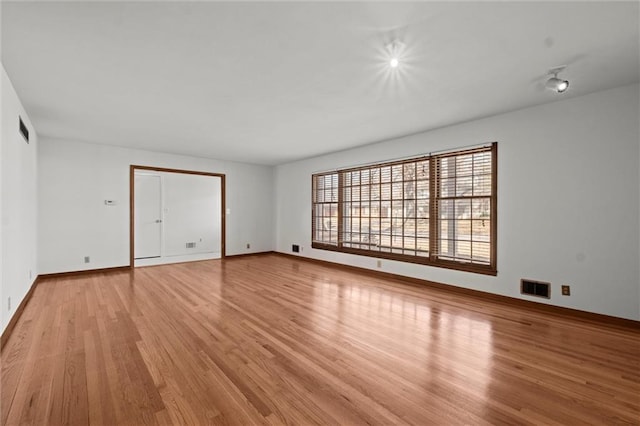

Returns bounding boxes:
[8,297,11,311]
[561,285,571,296]
[84,256,90,263]
[246,243,250,249]
[377,260,382,268]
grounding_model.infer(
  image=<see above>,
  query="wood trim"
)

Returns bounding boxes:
[311,242,497,276]
[490,141,498,273]
[274,252,639,330]
[39,266,131,279]
[221,174,226,258]
[1,277,40,350]
[130,165,135,267]
[131,165,225,177]
[311,174,315,241]
[130,165,227,267]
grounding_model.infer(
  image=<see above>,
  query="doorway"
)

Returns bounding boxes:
[130,165,226,267]
[134,173,162,259]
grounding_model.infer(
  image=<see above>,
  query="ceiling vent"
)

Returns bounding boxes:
[521,279,550,299]
[19,116,29,143]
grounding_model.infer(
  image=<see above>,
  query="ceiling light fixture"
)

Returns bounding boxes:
[387,40,404,69]
[545,67,569,93]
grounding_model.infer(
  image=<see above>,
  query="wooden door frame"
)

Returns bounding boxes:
[129,165,226,267]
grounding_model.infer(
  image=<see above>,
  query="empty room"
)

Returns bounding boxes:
[1,1,639,425]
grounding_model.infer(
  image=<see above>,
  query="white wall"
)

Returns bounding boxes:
[161,172,221,257]
[1,64,38,333]
[275,84,640,321]
[38,139,274,274]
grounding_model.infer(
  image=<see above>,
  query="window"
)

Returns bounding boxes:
[311,172,339,245]
[312,143,497,275]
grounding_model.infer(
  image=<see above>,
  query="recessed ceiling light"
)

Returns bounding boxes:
[386,40,405,69]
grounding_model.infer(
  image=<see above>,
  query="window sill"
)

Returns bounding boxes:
[311,242,497,276]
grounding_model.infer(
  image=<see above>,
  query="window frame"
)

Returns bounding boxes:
[311,143,497,276]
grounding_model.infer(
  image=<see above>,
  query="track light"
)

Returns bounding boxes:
[545,68,569,93]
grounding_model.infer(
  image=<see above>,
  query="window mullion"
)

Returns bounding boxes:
[338,172,344,248]
[414,162,418,257]
[368,173,372,249]
[401,164,407,254]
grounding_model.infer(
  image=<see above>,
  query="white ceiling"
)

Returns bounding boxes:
[2,1,639,165]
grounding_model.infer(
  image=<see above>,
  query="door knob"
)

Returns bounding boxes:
[155,219,162,223]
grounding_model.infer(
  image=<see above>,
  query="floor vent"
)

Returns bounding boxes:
[521,279,550,299]
[186,242,196,249]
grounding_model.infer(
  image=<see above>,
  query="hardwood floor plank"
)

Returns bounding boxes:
[84,326,116,426]
[2,253,639,425]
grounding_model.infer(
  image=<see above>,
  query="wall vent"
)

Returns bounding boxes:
[19,116,29,143]
[186,242,196,249]
[292,244,300,253]
[521,279,550,299]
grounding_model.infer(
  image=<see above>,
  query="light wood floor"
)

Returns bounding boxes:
[2,254,639,425]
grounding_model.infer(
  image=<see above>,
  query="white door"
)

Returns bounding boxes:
[134,174,162,259]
